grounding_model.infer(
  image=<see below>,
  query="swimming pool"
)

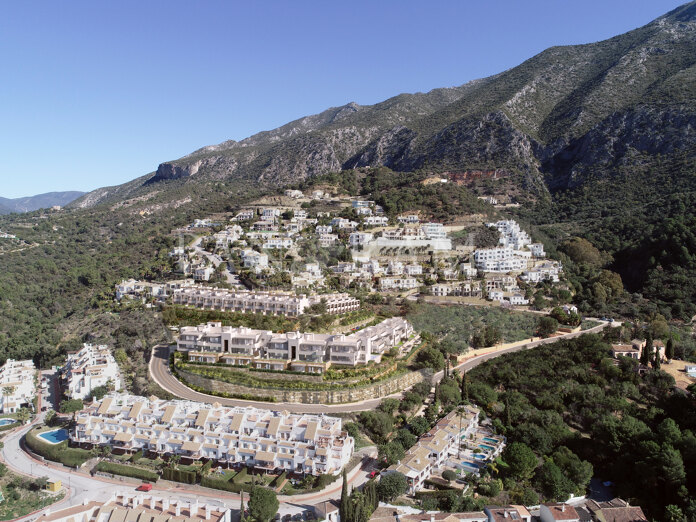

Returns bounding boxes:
[459,461,480,473]
[474,454,487,461]
[478,444,495,451]
[482,437,499,444]
[38,429,68,445]
[0,419,15,426]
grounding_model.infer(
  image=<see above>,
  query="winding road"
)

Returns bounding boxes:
[150,320,611,414]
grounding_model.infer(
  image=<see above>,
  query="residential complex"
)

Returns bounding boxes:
[385,406,483,494]
[172,286,360,316]
[0,359,36,413]
[35,493,233,522]
[72,394,354,476]
[179,317,416,370]
[62,344,122,400]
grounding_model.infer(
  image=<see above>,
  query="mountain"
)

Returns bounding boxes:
[0,191,85,214]
[73,1,696,209]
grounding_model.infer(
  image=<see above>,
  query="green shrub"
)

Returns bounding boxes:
[96,461,159,482]
[201,474,252,493]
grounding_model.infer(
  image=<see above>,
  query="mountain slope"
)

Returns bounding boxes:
[72,1,696,210]
[0,191,85,214]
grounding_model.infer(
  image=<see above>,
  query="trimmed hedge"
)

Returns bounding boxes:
[270,470,287,488]
[0,420,19,432]
[200,475,252,493]
[96,461,159,482]
[162,467,197,484]
[25,428,91,467]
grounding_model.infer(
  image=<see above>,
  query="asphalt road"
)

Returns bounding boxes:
[150,321,610,413]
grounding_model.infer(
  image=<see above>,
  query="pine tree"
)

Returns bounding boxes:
[340,469,351,522]
[666,338,674,360]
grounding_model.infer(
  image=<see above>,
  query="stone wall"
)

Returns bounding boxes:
[177,367,427,404]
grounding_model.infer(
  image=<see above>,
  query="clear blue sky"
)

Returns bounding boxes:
[0,0,687,198]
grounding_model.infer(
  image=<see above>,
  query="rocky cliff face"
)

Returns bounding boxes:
[74,1,696,208]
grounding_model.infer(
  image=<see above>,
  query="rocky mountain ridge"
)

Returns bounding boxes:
[73,1,696,209]
[0,191,85,214]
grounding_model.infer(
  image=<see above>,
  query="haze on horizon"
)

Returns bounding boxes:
[0,0,686,198]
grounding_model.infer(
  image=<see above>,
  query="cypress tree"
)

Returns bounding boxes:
[641,335,653,366]
[666,338,674,360]
[461,372,469,403]
[239,491,245,522]
[653,352,661,370]
[340,469,350,522]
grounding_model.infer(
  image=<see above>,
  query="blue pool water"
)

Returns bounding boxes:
[482,437,499,444]
[38,429,68,444]
[474,454,487,461]
[478,444,495,451]
[0,419,15,426]
[460,461,480,473]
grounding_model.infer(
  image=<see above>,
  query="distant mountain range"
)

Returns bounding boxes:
[0,191,85,214]
[71,1,696,208]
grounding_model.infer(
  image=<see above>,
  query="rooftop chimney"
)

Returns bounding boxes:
[175,502,181,517]
[504,512,509,519]
[162,499,170,512]
[190,501,198,518]
[562,505,566,512]
[150,496,156,510]
[205,505,212,520]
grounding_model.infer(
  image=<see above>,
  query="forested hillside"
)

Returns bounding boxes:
[467,332,696,520]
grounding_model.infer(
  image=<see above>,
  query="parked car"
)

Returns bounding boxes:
[369,470,379,479]
[136,483,153,492]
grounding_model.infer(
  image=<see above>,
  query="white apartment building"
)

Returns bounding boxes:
[262,237,294,249]
[316,225,333,234]
[356,207,372,216]
[374,227,452,251]
[73,394,354,476]
[318,234,338,247]
[364,216,388,227]
[520,261,561,283]
[404,264,423,276]
[285,189,304,198]
[397,214,420,224]
[379,276,419,291]
[115,279,168,301]
[241,250,269,270]
[386,406,480,494]
[388,260,404,275]
[330,218,358,230]
[487,220,531,250]
[530,243,545,257]
[420,222,447,239]
[474,247,528,273]
[63,344,122,400]
[232,209,255,221]
[352,200,374,208]
[349,232,373,247]
[35,493,233,522]
[0,359,36,413]
[179,317,413,368]
[193,266,215,281]
[172,286,359,316]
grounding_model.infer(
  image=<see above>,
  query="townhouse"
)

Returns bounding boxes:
[373,226,452,251]
[318,234,339,247]
[487,220,531,250]
[364,216,389,227]
[179,317,414,369]
[385,406,480,494]
[35,493,233,522]
[379,276,420,291]
[474,247,528,273]
[241,250,269,270]
[520,261,562,283]
[72,394,354,476]
[0,359,36,414]
[63,344,122,400]
[172,286,359,317]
